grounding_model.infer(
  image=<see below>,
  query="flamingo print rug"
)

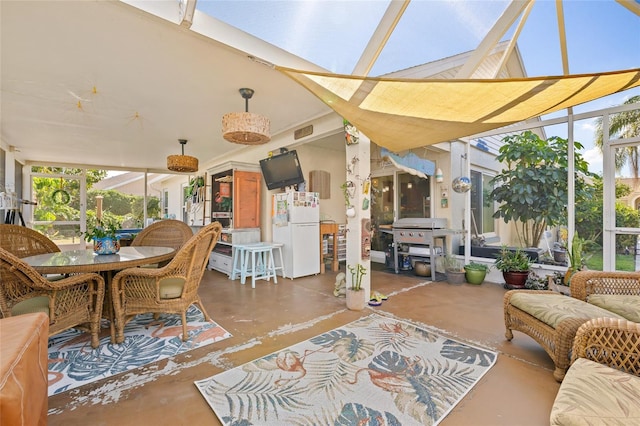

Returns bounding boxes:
[195,313,496,425]
[48,305,231,396]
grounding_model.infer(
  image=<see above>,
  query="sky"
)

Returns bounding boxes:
[200,0,640,174]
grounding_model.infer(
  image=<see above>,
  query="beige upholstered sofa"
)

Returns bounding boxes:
[550,318,640,425]
[570,271,640,323]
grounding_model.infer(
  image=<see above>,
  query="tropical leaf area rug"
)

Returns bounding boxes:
[48,305,231,396]
[195,313,497,425]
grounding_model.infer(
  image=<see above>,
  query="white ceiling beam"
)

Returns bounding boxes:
[555,0,570,75]
[351,0,410,77]
[492,1,535,78]
[180,0,197,28]
[455,0,532,78]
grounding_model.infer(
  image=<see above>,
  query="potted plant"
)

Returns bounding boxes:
[464,262,489,285]
[564,233,585,286]
[494,246,531,289]
[84,216,122,255]
[346,263,367,310]
[444,254,466,284]
[552,241,567,264]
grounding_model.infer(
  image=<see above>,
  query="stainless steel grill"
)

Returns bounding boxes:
[391,218,451,280]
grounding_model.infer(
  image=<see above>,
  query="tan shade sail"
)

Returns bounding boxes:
[276,66,640,152]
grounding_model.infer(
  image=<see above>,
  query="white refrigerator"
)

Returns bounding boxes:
[272,192,320,279]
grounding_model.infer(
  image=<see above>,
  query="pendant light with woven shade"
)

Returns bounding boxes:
[167,139,198,173]
[222,88,271,145]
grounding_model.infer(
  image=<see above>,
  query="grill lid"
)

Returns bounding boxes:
[392,218,448,229]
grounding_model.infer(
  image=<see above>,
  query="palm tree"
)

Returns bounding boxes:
[594,95,640,178]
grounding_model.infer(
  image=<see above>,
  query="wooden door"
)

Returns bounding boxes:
[233,171,261,228]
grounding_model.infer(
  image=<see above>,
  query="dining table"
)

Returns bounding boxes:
[23,246,176,342]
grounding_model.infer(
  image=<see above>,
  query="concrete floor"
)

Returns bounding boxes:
[47,266,561,425]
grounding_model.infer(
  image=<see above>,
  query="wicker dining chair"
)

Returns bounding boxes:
[0,247,105,348]
[111,222,222,344]
[131,219,194,250]
[0,224,66,281]
[0,224,60,258]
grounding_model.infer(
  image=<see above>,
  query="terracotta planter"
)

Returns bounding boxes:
[346,289,366,311]
[503,271,529,289]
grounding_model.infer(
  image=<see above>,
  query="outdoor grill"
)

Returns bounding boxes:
[391,218,451,280]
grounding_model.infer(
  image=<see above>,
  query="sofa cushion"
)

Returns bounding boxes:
[587,295,640,323]
[550,357,640,425]
[509,293,624,329]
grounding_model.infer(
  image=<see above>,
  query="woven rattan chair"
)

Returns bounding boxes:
[549,317,640,424]
[111,222,222,344]
[0,247,105,348]
[569,270,640,301]
[0,224,60,258]
[131,219,193,250]
[571,317,640,374]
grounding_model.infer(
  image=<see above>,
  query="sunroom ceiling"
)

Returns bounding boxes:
[1,0,639,172]
[0,1,330,172]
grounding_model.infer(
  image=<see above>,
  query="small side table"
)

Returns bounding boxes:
[320,222,340,274]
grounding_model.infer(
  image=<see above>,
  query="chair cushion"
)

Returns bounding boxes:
[509,292,624,329]
[550,357,640,425]
[11,296,50,317]
[587,295,640,323]
[159,277,185,299]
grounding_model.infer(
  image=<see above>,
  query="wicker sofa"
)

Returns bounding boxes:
[504,270,640,382]
[550,318,640,425]
[570,270,640,322]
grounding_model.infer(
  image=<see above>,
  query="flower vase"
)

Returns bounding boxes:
[346,288,366,311]
[93,237,121,255]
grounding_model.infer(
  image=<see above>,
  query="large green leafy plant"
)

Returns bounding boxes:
[489,131,594,248]
[494,246,531,273]
[83,215,122,242]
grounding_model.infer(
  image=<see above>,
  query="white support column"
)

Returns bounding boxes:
[567,108,576,246]
[345,132,371,300]
[602,113,615,271]
[464,142,471,265]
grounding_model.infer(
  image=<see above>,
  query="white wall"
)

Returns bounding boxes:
[160,115,347,241]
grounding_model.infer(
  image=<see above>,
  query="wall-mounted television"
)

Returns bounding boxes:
[259,150,305,190]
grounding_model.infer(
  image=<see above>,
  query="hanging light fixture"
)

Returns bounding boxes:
[167,139,198,173]
[222,88,271,145]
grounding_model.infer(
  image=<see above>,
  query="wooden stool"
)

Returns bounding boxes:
[240,243,279,288]
[230,244,248,281]
[271,242,286,279]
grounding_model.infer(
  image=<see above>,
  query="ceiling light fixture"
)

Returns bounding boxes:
[167,139,198,173]
[222,88,271,145]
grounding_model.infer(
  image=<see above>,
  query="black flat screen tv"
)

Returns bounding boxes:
[259,150,305,190]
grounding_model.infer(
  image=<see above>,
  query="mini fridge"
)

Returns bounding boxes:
[272,192,320,278]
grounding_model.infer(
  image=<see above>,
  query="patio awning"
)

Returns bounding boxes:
[276,66,640,151]
[380,148,434,179]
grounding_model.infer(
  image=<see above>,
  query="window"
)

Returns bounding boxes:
[470,170,495,235]
[398,172,430,219]
[163,189,169,218]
